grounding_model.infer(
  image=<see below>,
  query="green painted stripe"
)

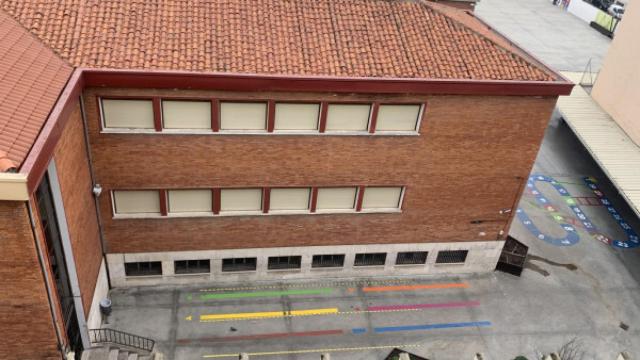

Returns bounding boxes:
[200,288,333,300]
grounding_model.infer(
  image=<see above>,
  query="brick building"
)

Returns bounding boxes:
[0,0,572,358]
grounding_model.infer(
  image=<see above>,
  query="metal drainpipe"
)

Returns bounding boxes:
[79,93,112,289]
[27,201,66,356]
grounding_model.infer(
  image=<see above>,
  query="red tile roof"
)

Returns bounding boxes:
[0,0,556,81]
[0,10,72,168]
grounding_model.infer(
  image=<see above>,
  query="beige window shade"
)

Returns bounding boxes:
[362,187,403,209]
[162,100,211,129]
[220,188,263,212]
[274,103,320,130]
[376,105,421,131]
[316,187,357,210]
[325,104,371,131]
[113,190,160,214]
[102,99,154,129]
[168,189,212,213]
[220,102,267,130]
[270,188,311,210]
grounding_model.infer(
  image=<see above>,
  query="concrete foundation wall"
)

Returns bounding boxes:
[86,259,109,330]
[107,240,504,287]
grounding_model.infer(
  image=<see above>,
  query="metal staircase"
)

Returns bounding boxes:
[81,328,163,360]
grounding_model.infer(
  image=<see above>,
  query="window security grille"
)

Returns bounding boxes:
[435,250,468,264]
[311,254,345,268]
[174,259,210,274]
[124,261,162,277]
[268,256,302,270]
[354,253,387,266]
[395,251,428,265]
[222,258,257,272]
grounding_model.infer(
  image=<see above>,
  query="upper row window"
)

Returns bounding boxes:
[100,99,421,133]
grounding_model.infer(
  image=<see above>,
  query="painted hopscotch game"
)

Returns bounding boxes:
[516,174,639,249]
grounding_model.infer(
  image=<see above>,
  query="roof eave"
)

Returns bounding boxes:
[81,68,574,96]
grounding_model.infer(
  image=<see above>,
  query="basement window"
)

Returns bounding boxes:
[124,261,162,277]
[395,251,428,265]
[354,253,387,267]
[174,259,211,275]
[267,256,302,270]
[435,250,468,264]
[222,257,257,272]
[311,254,345,268]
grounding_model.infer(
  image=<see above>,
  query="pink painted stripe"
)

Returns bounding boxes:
[367,300,480,312]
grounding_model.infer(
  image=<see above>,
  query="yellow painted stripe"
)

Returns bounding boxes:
[203,343,421,358]
[199,308,338,321]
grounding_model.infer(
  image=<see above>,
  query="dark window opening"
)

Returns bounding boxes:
[354,253,387,266]
[436,250,468,264]
[222,257,257,272]
[268,256,302,270]
[124,261,163,276]
[396,251,428,265]
[312,254,345,268]
[175,259,210,274]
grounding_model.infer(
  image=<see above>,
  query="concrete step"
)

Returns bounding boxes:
[127,352,138,360]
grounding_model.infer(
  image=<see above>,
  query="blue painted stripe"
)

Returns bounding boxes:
[373,321,491,333]
[351,328,367,334]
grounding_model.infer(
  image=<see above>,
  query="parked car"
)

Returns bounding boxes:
[608,3,625,18]
[589,0,614,11]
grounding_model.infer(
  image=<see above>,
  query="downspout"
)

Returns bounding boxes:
[79,93,111,289]
[27,200,66,357]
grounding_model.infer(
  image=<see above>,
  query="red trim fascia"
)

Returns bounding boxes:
[81,68,574,96]
[355,186,365,211]
[159,190,168,216]
[262,187,271,213]
[211,99,220,132]
[369,102,380,134]
[310,187,318,213]
[212,188,221,215]
[267,101,276,133]
[318,102,328,133]
[152,97,162,131]
[22,70,85,191]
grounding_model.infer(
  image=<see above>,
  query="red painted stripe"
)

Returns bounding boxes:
[176,329,343,345]
[367,301,480,312]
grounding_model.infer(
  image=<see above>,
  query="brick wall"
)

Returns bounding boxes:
[53,104,103,316]
[0,201,60,359]
[83,88,556,253]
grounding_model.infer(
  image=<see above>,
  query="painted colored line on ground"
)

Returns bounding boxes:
[202,344,421,358]
[373,321,492,333]
[352,328,367,334]
[367,300,480,312]
[198,278,430,292]
[363,283,468,292]
[199,308,338,321]
[199,288,333,300]
[177,329,343,345]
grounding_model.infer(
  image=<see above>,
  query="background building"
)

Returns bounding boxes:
[0,0,572,358]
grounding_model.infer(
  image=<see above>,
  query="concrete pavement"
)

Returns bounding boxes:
[476,0,611,71]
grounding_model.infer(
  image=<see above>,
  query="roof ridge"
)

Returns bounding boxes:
[416,0,556,80]
[0,7,74,68]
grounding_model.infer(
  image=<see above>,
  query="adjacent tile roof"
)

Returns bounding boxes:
[0,10,72,167]
[0,0,556,81]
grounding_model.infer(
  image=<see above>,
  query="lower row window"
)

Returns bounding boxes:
[435,250,468,264]
[268,256,302,270]
[175,259,210,274]
[124,250,469,277]
[124,261,162,277]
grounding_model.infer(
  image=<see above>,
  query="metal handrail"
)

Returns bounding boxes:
[89,328,155,352]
